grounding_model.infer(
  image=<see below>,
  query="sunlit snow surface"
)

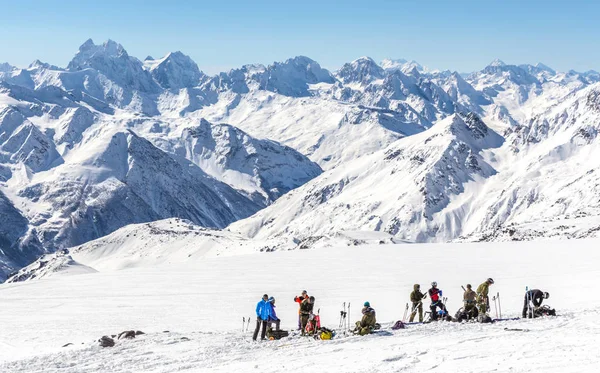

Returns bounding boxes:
[1,238,599,372]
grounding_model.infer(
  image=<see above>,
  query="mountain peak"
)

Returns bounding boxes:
[336,56,384,84]
[0,62,14,72]
[79,38,95,51]
[488,58,506,67]
[70,39,128,70]
[534,62,556,73]
[149,51,203,89]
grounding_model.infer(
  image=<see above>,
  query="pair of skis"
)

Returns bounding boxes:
[339,302,351,333]
[242,316,251,332]
[492,292,502,319]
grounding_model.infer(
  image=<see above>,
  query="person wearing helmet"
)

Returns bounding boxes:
[523,289,550,318]
[267,297,280,331]
[476,278,494,314]
[428,282,447,320]
[409,284,426,322]
[294,290,309,330]
[353,301,377,335]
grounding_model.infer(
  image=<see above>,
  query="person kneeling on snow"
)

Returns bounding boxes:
[354,302,377,335]
[253,294,273,341]
[267,297,280,330]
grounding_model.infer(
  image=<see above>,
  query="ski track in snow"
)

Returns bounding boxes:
[1,239,600,372]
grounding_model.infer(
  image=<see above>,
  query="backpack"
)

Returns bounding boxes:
[305,314,321,334]
[317,327,335,340]
[478,314,493,323]
[534,305,556,317]
[266,328,289,340]
[391,320,405,330]
[454,308,468,322]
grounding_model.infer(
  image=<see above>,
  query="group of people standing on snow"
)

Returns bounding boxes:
[409,279,495,322]
[409,278,551,323]
[253,294,280,341]
[252,280,552,341]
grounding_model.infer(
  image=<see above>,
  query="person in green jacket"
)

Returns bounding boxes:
[354,302,377,335]
[409,284,426,322]
[476,278,494,314]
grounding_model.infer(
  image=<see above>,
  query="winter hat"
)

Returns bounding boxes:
[487,278,494,284]
[268,297,275,303]
[466,284,472,289]
[364,301,370,307]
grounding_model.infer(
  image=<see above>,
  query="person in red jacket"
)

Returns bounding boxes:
[294,290,309,330]
[428,281,447,321]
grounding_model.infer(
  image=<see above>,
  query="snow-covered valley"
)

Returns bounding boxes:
[1,238,599,372]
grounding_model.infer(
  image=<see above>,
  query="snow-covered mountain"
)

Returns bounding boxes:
[230,113,504,241]
[1,38,599,280]
[231,85,600,243]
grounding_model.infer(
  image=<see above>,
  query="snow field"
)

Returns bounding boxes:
[1,238,599,372]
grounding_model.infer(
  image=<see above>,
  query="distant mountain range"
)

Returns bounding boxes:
[1,39,599,281]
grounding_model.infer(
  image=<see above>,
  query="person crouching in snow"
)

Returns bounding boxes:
[253,294,272,341]
[353,302,377,335]
[267,297,280,330]
[300,296,315,336]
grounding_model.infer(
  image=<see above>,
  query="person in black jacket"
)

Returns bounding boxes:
[300,296,315,335]
[522,289,549,318]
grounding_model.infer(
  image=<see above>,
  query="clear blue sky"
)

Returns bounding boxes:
[1,0,598,74]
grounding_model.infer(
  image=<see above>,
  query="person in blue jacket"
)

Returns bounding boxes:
[267,297,281,331]
[253,294,272,341]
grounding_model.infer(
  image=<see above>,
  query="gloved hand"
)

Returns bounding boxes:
[439,290,443,296]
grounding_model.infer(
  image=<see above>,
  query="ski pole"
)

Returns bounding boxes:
[525,286,528,318]
[243,317,245,332]
[492,295,498,319]
[497,292,502,318]
[403,302,409,322]
[247,316,251,331]
[347,303,351,331]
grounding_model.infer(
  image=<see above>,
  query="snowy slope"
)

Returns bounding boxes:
[1,238,599,372]
[231,83,600,243]
[230,113,504,241]
[5,219,405,283]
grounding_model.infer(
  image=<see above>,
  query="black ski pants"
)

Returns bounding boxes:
[268,318,280,331]
[522,296,535,318]
[430,300,447,320]
[253,318,268,341]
